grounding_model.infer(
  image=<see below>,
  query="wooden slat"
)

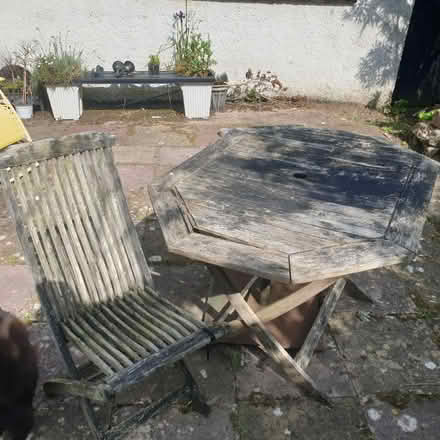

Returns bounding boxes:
[49,159,102,305]
[178,169,397,239]
[99,304,160,353]
[290,240,410,283]
[187,200,349,253]
[0,169,63,320]
[82,313,143,362]
[62,323,115,376]
[75,152,125,298]
[102,304,167,350]
[90,311,150,358]
[227,277,338,330]
[136,289,199,333]
[225,288,328,402]
[152,136,233,192]
[90,149,136,290]
[126,295,190,338]
[142,287,202,331]
[106,328,226,393]
[59,156,109,302]
[386,160,440,251]
[0,132,115,168]
[102,147,153,288]
[172,233,291,283]
[28,162,80,317]
[295,279,346,370]
[74,316,134,367]
[11,166,68,318]
[67,155,116,300]
[148,186,191,246]
[116,297,180,344]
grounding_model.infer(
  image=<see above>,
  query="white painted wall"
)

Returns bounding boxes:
[0,0,414,104]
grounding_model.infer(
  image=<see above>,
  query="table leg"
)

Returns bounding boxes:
[295,279,346,370]
[225,289,330,404]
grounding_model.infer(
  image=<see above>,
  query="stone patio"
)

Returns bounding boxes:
[1,103,439,440]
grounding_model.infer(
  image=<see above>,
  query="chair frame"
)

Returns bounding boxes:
[0,132,226,440]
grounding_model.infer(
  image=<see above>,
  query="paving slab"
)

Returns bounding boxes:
[0,264,36,316]
[286,398,371,440]
[330,312,440,395]
[363,395,440,440]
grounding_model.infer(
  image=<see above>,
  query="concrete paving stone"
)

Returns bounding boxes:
[117,164,156,192]
[158,146,204,167]
[363,395,440,440]
[236,347,302,400]
[330,312,440,395]
[184,345,236,406]
[113,146,159,165]
[129,406,235,440]
[287,398,371,440]
[345,267,417,316]
[235,401,289,440]
[0,264,36,316]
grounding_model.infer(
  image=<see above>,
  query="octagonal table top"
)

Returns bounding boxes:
[148,125,440,284]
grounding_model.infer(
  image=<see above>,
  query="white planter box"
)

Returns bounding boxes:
[46,86,83,120]
[180,83,212,119]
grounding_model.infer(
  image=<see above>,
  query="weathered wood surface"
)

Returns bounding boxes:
[295,279,346,370]
[224,284,329,402]
[150,125,440,283]
[0,132,115,168]
[290,240,410,283]
[1,132,228,440]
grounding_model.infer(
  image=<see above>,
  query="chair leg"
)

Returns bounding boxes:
[80,397,103,440]
[180,360,211,417]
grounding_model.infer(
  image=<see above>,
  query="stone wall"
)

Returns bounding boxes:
[0,0,414,104]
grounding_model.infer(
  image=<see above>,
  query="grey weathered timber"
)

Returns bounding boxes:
[0,132,227,440]
[150,125,440,402]
[295,279,347,370]
[150,125,440,283]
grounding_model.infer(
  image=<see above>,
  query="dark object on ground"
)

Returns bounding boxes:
[124,60,135,74]
[112,60,135,77]
[0,308,38,440]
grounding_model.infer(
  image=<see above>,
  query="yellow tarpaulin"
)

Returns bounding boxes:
[0,82,32,150]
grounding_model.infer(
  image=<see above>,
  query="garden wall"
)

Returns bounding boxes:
[0,0,414,105]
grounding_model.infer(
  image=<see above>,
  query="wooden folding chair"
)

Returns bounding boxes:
[0,132,227,440]
[0,85,32,149]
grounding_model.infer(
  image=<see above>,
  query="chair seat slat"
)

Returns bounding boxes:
[138,289,201,332]
[120,296,182,342]
[128,293,192,337]
[66,320,126,372]
[99,304,160,353]
[62,323,115,376]
[74,316,134,367]
[85,313,146,360]
[111,299,175,346]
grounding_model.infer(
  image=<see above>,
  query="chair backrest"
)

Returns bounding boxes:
[0,132,153,321]
[0,88,32,150]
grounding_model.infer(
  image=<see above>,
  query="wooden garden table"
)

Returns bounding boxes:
[149,125,440,399]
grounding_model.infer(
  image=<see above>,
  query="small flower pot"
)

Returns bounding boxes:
[148,63,160,75]
[15,103,33,119]
[211,85,228,113]
[46,86,83,120]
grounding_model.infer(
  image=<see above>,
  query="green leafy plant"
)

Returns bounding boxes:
[417,109,439,121]
[34,35,83,87]
[170,9,216,77]
[149,55,160,66]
